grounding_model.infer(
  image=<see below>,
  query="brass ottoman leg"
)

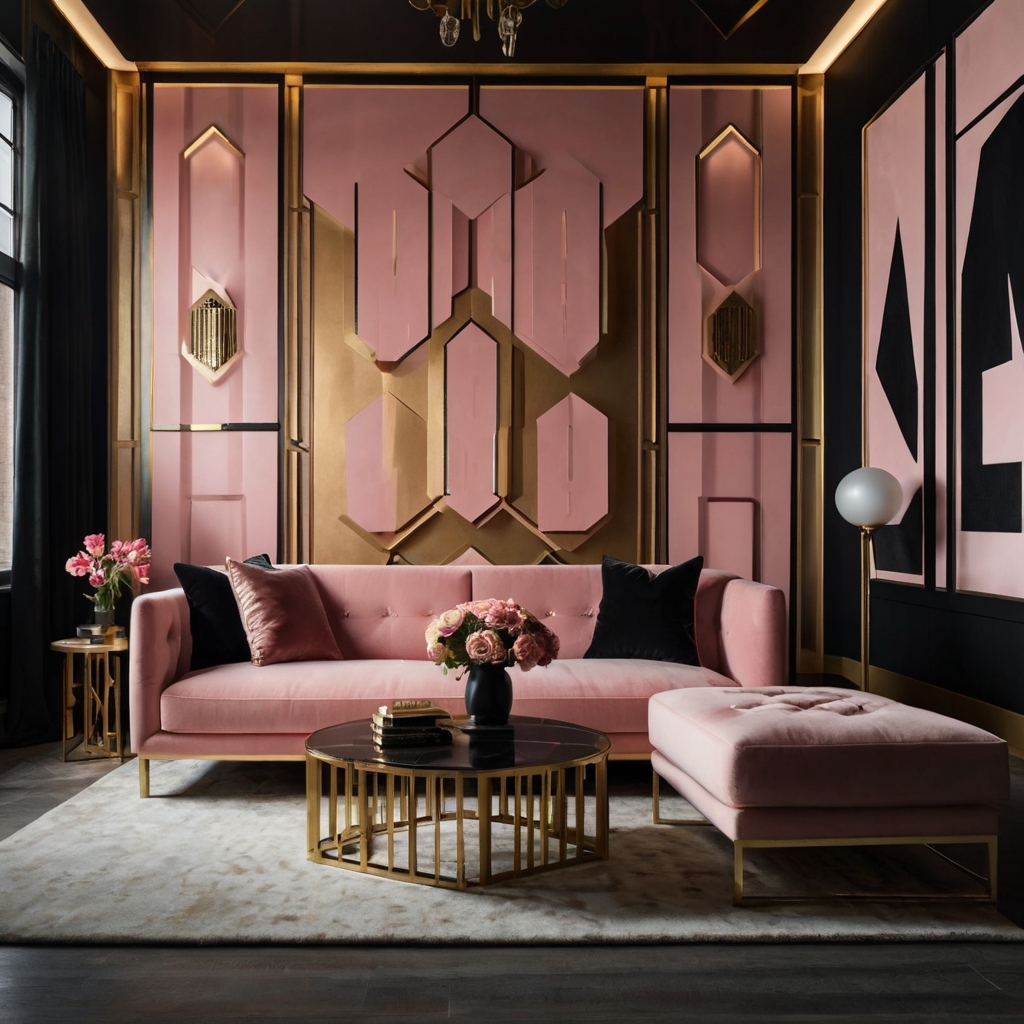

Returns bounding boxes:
[139,756,150,798]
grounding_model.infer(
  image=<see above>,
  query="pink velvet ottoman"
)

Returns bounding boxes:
[648,686,1009,905]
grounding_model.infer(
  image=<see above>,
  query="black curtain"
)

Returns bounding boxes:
[4,29,96,746]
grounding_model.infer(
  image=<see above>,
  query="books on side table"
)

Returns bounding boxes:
[372,700,453,749]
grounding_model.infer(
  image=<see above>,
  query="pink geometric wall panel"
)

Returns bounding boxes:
[346,396,396,535]
[514,153,601,377]
[936,52,948,590]
[355,173,432,363]
[702,499,755,582]
[432,197,470,329]
[303,87,468,362]
[474,194,512,325]
[430,115,512,220]
[865,75,925,583]
[152,86,279,426]
[536,395,608,533]
[668,431,791,604]
[668,87,792,425]
[445,324,498,522]
[479,86,644,226]
[149,431,279,589]
[955,69,1024,598]
[955,0,1024,131]
[696,126,761,287]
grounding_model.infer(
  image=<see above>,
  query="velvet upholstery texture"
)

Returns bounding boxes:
[649,686,1010,810]
[174,555,274,671]
[225,559,342,667]
[585,555,703,664]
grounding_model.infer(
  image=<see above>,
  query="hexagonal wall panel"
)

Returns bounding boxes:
[514,152,601,378]
[430,115,512,221]
[696,124,761,287]
[536,394,608,532]
[445,323,499,523]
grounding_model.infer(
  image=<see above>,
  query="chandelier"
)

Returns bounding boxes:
[409,0,569,58]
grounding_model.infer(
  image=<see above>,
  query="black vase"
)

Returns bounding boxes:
[463,664,513,726]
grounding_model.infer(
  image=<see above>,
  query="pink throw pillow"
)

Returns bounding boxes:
[225,558,343,667]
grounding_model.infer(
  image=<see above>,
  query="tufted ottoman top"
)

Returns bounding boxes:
[649,686,1009,810]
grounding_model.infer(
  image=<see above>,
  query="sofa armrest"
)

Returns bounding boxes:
[129,589,191,751]
[716,578,787,688]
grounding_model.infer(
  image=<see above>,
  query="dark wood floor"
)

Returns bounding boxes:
[1,742,1022,1023]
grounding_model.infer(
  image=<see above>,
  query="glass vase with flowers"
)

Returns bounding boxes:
[65,533,152,629]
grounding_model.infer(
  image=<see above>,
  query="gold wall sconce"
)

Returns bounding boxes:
[184,288,239,384]
[705,290,758,382]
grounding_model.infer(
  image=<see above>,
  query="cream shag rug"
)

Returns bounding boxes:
[0,758,1019,944]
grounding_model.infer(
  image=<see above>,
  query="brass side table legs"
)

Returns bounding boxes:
[52,637,130,760]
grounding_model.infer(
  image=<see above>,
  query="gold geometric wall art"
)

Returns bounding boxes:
[184,287,239,383]
[704,290,758,382]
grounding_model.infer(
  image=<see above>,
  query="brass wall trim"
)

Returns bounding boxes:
[822,654,1024,759]
[138,62,802,77]
[150,423,280,432]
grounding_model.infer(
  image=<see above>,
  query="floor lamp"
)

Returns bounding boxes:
[834,467,903,692]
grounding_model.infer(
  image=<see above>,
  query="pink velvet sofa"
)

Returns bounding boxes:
[129,564,786,795]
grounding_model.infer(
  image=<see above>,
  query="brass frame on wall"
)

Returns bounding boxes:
[108,69,143,543]
[795,74,825,674]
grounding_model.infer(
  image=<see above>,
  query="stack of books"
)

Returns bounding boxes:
[371,700,454,749]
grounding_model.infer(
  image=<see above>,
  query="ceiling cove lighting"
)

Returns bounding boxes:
[410,0,569,58]
[799,0,889,75]
[51,0,136,71]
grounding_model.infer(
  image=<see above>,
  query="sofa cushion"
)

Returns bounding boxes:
[226,559,342,667]
[174,554,275,672]
[161,657,735,737]
[310,565,473,660]
[649,686,1010,810]
[585,555,703,665]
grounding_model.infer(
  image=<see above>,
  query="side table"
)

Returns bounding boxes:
[51,637,130,760]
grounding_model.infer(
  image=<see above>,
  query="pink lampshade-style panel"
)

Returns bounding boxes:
[149,431,279,590]
[668,87,792,425]
[303,87,468,363]
[514,153,601,378]
[667,431,791,605]
[935,52,948,590]
[864,74,926,583]
[536,394,609,533]
[445,323,499,523]
[955,0,1024,132]
[151,86,279,427]
[955,74,1024,599]
[478,86,644,227]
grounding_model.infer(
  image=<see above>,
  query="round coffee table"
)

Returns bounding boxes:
[305,715,610,889]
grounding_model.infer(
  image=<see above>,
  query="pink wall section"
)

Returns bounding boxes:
[150,86,281,587]
[668,87,792,425]
[864,75,926,583]
[955,0,1024,131]
[667,431,790,601]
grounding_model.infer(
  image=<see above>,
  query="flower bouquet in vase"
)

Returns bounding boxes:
[425,598,560,726]
[66,533,152,639]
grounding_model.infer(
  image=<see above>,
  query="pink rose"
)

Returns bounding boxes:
[465,599,500,619]
[465,629,506,665]
[484,599,525,634]
[425,619,441,646]
[427,638,448,664]
[65,553,93,577]
[536,626,560,667]
[83,534,105,558]
[435,607,465,637]
[89,572,105,588]
[512,633,542,670]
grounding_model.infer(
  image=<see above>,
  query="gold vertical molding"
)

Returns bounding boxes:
[108,69,142,543]
[642,77,669,563]
[795,74,825,674]
[283,74,310,563]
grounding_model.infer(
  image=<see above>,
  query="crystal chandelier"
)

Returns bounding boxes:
[409,0,569,58]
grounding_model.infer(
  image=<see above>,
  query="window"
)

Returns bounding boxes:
[0,81,17,574]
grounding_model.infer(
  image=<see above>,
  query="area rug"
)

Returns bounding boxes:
[0,759,1019,944]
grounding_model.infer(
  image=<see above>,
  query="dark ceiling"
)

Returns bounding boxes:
[77,0,857,66]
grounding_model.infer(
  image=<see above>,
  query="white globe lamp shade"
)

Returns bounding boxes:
[835,467,903,529]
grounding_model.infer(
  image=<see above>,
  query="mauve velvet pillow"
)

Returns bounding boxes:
[225,558,343,667]
[584,555,703,665]
[174,554,276,672]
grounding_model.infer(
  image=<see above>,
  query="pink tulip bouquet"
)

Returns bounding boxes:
[425,598,560,675]
[65,533,152,612]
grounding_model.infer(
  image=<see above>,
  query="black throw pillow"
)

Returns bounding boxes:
[174,555,276,672]
[583,555,703,665]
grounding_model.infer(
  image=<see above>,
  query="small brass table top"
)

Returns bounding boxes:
[51,637,129,654]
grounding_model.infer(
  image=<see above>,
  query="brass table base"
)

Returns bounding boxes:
[306,758,609,889]
[53,638,130,760]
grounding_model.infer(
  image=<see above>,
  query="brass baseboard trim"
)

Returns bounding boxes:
[823,655,1024,759]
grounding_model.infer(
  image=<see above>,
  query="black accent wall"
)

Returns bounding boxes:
[823,0,1024,717]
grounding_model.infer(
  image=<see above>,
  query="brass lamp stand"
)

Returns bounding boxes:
[835,467,903,693]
